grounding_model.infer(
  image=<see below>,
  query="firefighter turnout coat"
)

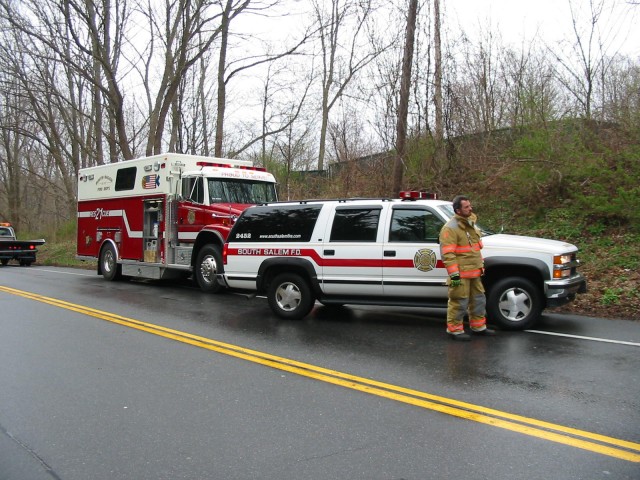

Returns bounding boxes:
[439,213,484,279]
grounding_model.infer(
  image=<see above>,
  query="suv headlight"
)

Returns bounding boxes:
[553,253,577,279]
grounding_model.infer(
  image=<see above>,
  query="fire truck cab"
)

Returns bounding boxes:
[76,153,277,292]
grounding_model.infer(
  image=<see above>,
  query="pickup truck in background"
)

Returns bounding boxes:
[0,222,46,266]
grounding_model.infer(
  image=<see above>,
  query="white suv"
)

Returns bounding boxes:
[217,192,587,330]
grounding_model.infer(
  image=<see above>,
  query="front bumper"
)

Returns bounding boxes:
[545,273,588,307]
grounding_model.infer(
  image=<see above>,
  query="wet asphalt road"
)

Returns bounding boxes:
[1,265,639,480]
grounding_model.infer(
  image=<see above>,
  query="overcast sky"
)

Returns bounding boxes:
[242,1,640,59]
[449,0,639,57]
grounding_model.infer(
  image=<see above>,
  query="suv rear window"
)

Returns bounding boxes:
[230,204,322,242]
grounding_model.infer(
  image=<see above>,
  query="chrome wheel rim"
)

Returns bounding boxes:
[200,255,217,285]
[498,287,532,322]
[275,282,301,312]
[103,249,115,274]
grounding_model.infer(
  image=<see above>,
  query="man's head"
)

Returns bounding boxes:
[452,195,473,218]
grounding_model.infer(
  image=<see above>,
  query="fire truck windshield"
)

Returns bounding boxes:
[208,178,277,205]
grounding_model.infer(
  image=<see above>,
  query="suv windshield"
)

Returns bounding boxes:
[438,204,494,235]
[208,179,277,204]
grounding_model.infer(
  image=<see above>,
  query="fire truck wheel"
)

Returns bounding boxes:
[100,243,122,281]
[195,244,223,293]
[267,273,315,320]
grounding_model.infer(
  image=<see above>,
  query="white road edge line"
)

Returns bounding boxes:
[36,269,94,277]
[525,330,640,347]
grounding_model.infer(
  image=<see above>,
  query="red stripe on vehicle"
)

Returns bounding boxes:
[227,248,445,269]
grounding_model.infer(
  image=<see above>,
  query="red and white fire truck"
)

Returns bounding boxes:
[76,153,278,291]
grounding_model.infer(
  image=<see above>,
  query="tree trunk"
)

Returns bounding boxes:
[392,0,418,196]
[433,0,444,170]
[215,0,232,157]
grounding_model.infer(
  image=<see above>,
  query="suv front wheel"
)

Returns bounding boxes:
[486,277,543,330]
[267,272,315,320]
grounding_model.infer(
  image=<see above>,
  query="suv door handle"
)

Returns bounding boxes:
[324,249,335,256]
[384,250,396,257]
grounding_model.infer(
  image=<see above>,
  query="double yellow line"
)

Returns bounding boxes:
[2,284,639,463]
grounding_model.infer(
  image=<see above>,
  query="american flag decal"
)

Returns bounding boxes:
[142,175,160,189]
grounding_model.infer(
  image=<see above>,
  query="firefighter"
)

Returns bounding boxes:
[439,195,496,341]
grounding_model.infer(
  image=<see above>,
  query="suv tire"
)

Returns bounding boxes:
[487,277,543,330]
[267,272,315,320]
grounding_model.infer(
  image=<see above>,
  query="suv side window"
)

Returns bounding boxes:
[231,205,322,242]
[330,207,381,242]
[389,208,444,242]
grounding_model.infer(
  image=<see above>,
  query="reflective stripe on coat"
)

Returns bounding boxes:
[439,214,484,277]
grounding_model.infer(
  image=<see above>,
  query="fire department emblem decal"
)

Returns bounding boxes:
[414,248,436,272]
[187,210,196,224]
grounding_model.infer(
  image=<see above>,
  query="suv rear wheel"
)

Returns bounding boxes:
[267,272,315,320]
[487,277,543,330]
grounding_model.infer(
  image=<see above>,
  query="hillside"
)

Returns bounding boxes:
[280,120,640,321]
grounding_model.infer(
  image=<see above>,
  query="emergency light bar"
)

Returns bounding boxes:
[196,162,267,172]
[399,191,438,200]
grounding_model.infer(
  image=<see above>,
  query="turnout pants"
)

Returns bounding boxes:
[446,277,487,334]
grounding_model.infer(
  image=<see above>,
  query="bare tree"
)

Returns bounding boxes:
[0,86,26,228]
[447,26,509,140]
[214,0,249,157]
[0,3,91,218]
[312,0,385,171]
[255,61,313,164]
[391,0,418,195]
[62,0,133,159]
[551,0,624,120]
[213,5,311,157]
[137,0,231,156]
[367,33,403,153]
[599,55,640,129]
[503,46,559,127]
[272,104,317,200]
[230,68,311,159]
[432,0,444,169]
